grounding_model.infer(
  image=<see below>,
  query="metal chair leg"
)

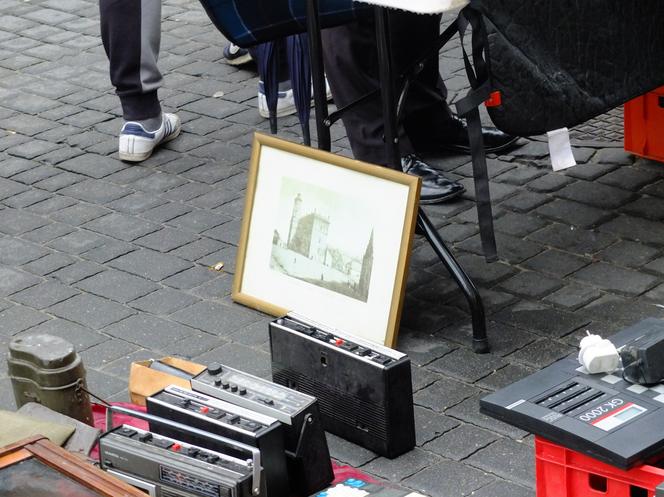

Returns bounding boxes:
[305,0,331,151]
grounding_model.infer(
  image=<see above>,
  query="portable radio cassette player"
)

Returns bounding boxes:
[481,319,664,468]
[147,386,289,497]
[269,314,415,458]
[192,363,333,496]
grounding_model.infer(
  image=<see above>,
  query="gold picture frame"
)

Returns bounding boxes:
[233,133,420,347]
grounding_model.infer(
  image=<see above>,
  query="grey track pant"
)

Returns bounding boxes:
[100,0,163,121]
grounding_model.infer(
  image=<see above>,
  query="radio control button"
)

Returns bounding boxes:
[222,381,230,389]
[138,432,153,442]
[208,409,225,419]
[335,338,344,346]
[186,447,199,457]
[151,438,173,449]
[171,443,182,452]
[227,415,240,424]
[200,406,210,414]
[206,455,219,464]
[214,378,222,386]
[207,363,223,375]
[242,421,261,432]
[230,385,238,392]
[118,427,137,438]
[239,388,247,395]
[260,397,274,406]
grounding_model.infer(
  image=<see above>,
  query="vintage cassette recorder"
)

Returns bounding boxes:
[99,406,263,497]
[147,385,289,497]
[269,314,415,458]
[192,363,333,496]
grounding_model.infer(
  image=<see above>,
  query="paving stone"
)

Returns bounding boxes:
[526,172,573,193]
[76,269,159,303]
[442,322,537,358]
[493,301,590,338]
[10,280,78,309]
[18,318,106,351]
[104,314,196,349]
[478,362,537,391]
[593,148,633,165]
[0,305,49,337]
[643,179,664,198]
[522,249,591,277]
[446,395,529,440]
[598,167,660,191]
[0,237,49,265]
[171,300,260,335]
[106,192,167,214]
[50,202,109,225]
[573,262,659,296]
[544,283,603,310]
[162,266,217,289]
[458,233,544,265]
[12,164,60,185]
[79,339,139,367]
[527,223,617,255]
[403,460,494,497]
[471,480,534,497]
[167,208,230,233]
[413,377,480,413]
[493,212,547,238]
[22,222,75,243]
[141,201,193,223]
[645,257,664,276]
[499,191,551,212]
[100,349,155,378]
[48,293,134,329]
[556,180,635,209]
[564,162,618,181]
[2,188,51,208]
[428,347,507,383]
[397,332,456,367]
[59,178,129,204]
[83,212,160,242]
[56,154,126,179]
[459,180,518,203]
[1,158,38,178]
[535,198,613,228]
[189,273,235,300]
[467,438,535,489]
[21,251,76,276]
[509,338,574,368]
[362,449,441,482]
[621,196,664,220]
[108,249,192,281]
[0,378,16,410]
[0,207,48,234]
[129,287,200,315]
[600,215,664,246]
[0,266,41,296]
[401,300,468,335]
[498,271,563,299]
[579,294,664,330]
[326,433,377,468]
[85,368,128,399]
[644,283,664,303]
[169,237,225,261]
[414,406,460,446]
[424,424,500,461]
[597,240,660,268]
[135,227,199,252]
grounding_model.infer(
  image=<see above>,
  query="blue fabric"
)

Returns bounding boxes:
[198,0,368,47]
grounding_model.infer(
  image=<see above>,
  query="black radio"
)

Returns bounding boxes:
[147,385,289,497]
[192,363,333,496]
[269,315,415,458]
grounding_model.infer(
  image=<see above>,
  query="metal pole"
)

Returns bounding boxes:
[305,0,331,151]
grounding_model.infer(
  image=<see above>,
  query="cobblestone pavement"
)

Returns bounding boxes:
[2,2,664,496]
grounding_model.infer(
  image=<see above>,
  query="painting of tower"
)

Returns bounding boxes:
[358,230,374,301]
[287,193,302,246]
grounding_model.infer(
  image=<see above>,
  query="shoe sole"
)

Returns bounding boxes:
[224,53,253,66]
[119,127,181,162]
[439,135,522,155]
[419,186,466,205]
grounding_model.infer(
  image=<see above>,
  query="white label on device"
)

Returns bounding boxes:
[506,399,526,410]
[592,403,646,431]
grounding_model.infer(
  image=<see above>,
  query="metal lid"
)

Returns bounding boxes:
[9,335,77,370]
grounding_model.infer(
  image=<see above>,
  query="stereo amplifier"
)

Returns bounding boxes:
[269,315,415,458]
[147,385,289,497]
[99,424,259,497]
[192,363,333,496]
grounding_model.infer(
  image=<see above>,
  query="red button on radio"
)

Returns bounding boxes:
[172,443,181,452]
[335,338,344,346]
[200,406,210,414]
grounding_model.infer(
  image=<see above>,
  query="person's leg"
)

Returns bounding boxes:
[321,16,464,203]
[100,0,180,161]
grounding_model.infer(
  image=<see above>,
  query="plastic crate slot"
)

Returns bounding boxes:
[630,486,648,497]
[589,473,608,493]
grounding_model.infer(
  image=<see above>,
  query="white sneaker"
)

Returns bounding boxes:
[257,79,333,119]
[118,113,181,162]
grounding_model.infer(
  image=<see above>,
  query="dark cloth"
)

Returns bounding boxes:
[99,0,163,120]
[321,11,454,165]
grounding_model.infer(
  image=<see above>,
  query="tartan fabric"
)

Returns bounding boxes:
[198,0,368,47]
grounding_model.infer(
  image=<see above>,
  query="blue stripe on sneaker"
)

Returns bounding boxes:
[121,123,156,139]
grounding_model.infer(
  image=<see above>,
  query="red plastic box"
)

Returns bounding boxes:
[624,86,664,162]
[535,437,664,497]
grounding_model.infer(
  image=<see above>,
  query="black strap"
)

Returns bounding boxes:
[455,9,498,262]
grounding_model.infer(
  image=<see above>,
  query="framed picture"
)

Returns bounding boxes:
[233,133,420,347]
[0,436,146,497]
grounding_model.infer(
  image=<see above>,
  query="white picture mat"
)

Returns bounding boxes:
[241,146,411,344]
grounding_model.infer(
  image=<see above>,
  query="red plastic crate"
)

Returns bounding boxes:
[624,86,664,162]
[535,437,664,497]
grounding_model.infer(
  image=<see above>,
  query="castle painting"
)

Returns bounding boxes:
[270,178,375,303]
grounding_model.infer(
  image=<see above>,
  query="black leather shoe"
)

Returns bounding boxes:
[401,154,465,204]
[417,115,520,154]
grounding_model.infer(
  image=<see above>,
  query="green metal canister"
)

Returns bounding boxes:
[8,334,93,425]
